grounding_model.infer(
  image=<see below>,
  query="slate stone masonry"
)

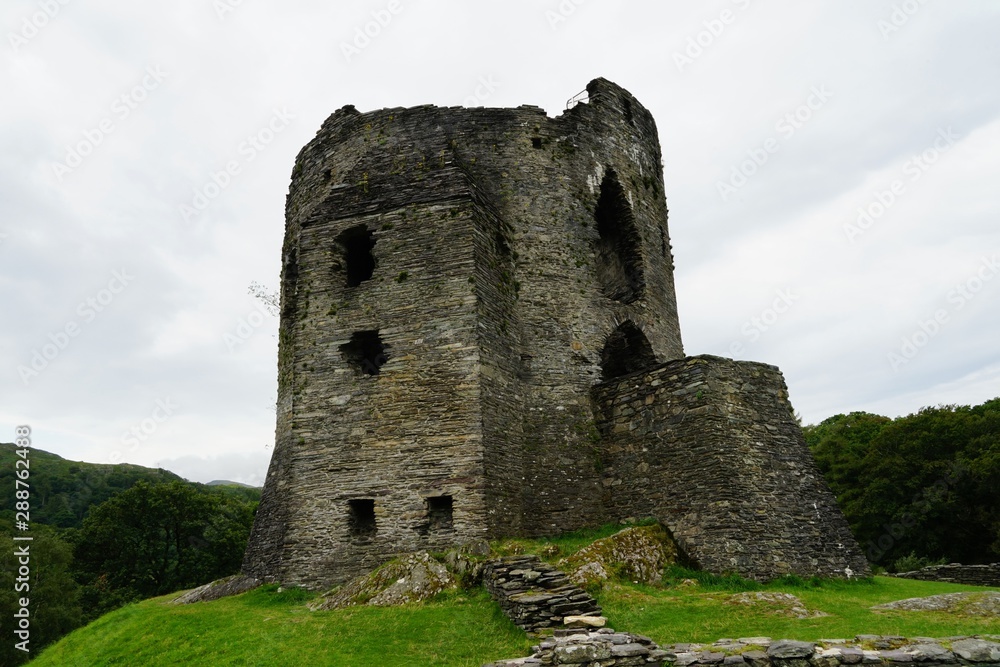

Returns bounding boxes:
[895,563,1000,588]
[592,355,870,581]
[241,77,869,590]
[482,555,603,635]
[484,634,1000,667]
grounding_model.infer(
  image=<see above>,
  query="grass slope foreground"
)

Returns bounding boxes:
[33,524,1000,667]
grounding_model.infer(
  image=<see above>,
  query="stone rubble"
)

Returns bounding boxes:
[894,564,1000,588]
[171,574,262,605]
[484,634,1000,667]
[483,555,604,635]
[559,524,679,588]
[309,550,455,610]
[872,592,1000,617]
[483,628,667,666]
[725,592,830,619]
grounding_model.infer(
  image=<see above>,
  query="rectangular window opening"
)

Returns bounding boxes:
[426,495,454,531]
[348,499,376,536]
[531,137,542,149]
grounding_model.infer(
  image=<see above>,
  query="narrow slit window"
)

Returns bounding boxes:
[348,499,376,536]
[336,225,376,287]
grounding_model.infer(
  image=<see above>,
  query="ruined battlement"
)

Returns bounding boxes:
[241,79,867,590]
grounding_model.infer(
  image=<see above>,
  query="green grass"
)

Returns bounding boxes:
[33,524,1000,665]
[601,575,999,645]
[490,518,660,562]
[32,586,532,667]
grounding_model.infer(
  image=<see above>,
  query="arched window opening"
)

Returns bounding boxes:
[600,321,656,381]
[594,170,644,304]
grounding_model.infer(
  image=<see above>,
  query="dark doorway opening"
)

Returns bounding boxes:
[600,321,656,381]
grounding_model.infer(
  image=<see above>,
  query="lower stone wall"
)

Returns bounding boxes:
[482,555,602,635]
[895,563,1000,587]
[485,633,1000,667]
[484,628,667,666]
[591,355,869,581]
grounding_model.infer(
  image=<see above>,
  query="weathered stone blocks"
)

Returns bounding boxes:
[241,77,868,591]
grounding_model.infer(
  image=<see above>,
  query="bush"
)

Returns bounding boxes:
[891,552,947,574]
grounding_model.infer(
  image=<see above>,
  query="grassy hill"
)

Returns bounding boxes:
[0,442,260,531]
[0,444,262,664]
[0,442,185,529]
[32,526,1000,667]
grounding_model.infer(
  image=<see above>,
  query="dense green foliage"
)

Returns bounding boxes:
[0,527,82,665]
[74,480,257,619]
[0,443,184,529]
[805,398,1000,570]
[0,444,258,665]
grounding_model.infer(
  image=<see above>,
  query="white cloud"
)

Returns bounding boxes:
[1,1,998,482]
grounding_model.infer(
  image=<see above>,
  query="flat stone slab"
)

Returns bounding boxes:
[950,638,1000,662]
[873,592,1000,617]
[767,639,816,659]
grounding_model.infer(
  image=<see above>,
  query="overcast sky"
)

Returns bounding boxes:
[2,1,998,485]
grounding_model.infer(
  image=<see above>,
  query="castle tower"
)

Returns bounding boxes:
[242,79,868,589]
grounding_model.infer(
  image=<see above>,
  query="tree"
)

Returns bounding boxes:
[0,527,82,664]
[73,481,256,620]
[807,398,1000,569]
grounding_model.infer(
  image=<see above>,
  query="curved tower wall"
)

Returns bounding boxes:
[242,78,869,589]
[242,79,683,588]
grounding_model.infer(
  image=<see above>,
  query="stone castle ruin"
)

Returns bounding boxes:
[241,78,869,590]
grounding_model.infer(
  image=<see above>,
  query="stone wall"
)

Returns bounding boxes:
[592,355,870,581]
[242,77,868,590]
[895,563,1000,587]
[482,555,602,635]
[244,78,689,589]
[485,628,667,666]
[485,634,1000,667]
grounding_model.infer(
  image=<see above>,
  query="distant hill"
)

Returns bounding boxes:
[0,443,258,530]
[206,479,259,488]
